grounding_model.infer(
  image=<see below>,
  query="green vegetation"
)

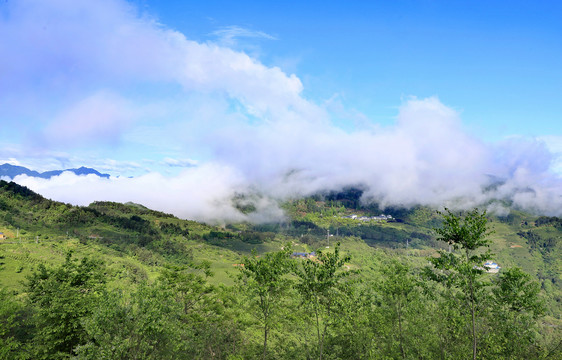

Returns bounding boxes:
[426,208,493,360]
[0,181,561,359]
[239,247,293,359]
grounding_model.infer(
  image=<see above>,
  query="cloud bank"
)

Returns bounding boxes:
[2,0,562,222]
[12,96,562,223]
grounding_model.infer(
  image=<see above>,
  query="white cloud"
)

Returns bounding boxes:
[210,25,277,45]
[0,158,23,167]
[13,165,285,224]
[13,165,249,223]
[13,96,562,221]
[42,91,136,146]
[1,0,309,148]
[162,158,198,168]
[539,135,562,175]
[2,0,562,221]
[209,25,277,59]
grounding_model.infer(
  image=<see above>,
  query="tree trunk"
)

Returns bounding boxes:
[319,322,328,360]
[315,300,321,346]
[468,251,477,360]
[397,301,406,359]
[262,325,268,360]
[471,300,477,360]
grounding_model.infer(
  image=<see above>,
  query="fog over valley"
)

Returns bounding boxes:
[1,0,561,222]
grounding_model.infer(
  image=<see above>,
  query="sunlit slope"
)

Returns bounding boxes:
[1,180,560,315]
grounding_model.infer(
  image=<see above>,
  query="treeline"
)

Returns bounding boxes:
[88,201,176,219]
[0,180,43,203]
[0,181,179,231]
[535,215,562,229]
[1,210,560,359]
[1,246,558,359]
[0,181,193,250]
[203,229,275,246]
[518,230,559,253]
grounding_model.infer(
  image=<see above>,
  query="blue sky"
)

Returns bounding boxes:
[1,0,561,221]
[143,0,562,138]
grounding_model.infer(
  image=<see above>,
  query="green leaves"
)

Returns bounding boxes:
[237,243,357,359]
[428,208,494,360]
[294,243,354,360]
[0,198,557,359]
[0,288,28,358]
[434,208,493,251]
[429,208,493,282]
[427,208,550,360]
[75,284,184,360]
[239,246,293,359]
[493,267,544,316]
[25,254,106,359]
[294,243,353,316]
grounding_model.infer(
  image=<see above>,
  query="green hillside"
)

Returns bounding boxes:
[0,180,560,359]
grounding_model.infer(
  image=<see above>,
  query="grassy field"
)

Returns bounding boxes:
[0,237,162,291]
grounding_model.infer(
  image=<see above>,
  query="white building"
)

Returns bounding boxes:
[483,261,500,273]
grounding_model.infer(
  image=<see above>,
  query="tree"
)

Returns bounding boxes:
[294,242,353,360]
[377,259,418,359]
[425,208,493,360]
[239,246,293,360]
[493,267,543,315]
[486,266,546,358]
[159,262,215,318]
[25,253,106,359]
[75,283,184,360]
[0,288,30,359]
[160,263,242,359]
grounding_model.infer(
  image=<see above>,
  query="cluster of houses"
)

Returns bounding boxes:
[483,261,501,273]
[341,214,393,222]
[474,261,501,273]
[292,251,316,258]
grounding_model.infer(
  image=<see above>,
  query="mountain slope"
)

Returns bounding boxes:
[0,180,560,317]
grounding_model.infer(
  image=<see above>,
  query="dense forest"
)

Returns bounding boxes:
[0,180,560,359]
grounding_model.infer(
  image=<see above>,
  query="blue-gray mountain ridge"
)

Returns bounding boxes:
[0,163,110,179]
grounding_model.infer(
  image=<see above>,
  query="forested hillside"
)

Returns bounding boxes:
[0,180,560,359]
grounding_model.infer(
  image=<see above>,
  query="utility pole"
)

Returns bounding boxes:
[327,229,330,247]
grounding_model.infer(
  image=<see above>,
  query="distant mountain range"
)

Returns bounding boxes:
[0,163,110,179]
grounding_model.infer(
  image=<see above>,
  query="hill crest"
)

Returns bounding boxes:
[0,163,110,179]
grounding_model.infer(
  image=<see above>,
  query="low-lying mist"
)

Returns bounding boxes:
[8,97,562,223]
